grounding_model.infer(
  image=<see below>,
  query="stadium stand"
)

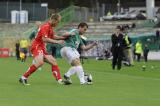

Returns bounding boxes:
[0,20,159,57]
[0,23,35,37]
[58,21,135,36]
[0,5,160,57]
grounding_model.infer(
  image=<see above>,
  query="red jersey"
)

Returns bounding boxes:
[31,22,55,57]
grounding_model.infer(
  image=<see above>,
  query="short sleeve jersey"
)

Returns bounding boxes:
[63,29,84,49]
[32,22,55,50]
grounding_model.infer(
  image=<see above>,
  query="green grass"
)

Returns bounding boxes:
[0,57,160,106]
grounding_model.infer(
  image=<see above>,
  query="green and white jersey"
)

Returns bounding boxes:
[63,29,84,49]
[29,28,38,40]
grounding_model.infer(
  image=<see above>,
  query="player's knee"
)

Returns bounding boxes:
[51,61,57,66]
[38,60,44,67]
[50,58,57,65]
[71,59,81,66]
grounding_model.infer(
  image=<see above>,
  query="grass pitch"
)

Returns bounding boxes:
[0,57,160,106]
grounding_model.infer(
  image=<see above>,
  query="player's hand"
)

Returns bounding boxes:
[93,41,98,46]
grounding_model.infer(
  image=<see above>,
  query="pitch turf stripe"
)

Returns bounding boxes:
[86,70,160,81]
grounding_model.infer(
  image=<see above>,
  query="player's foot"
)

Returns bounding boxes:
[57,79,64,85]
[57,79,71,85]
[63,80,72,85]
[64,74,72,84]
[81,81,93,85]
[19,77,30,85]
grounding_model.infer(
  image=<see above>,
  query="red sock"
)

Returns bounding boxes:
[23,65,37,78]
[52,65,62,80]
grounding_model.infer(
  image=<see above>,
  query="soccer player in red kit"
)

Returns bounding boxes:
[19,14,68,85]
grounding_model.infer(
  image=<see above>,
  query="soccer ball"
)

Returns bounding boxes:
[84,74,93,82]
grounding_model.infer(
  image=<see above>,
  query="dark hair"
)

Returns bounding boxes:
[78,22,88,28]
[50,13,60,20]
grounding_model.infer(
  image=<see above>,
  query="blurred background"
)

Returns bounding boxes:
[0,0,160,60]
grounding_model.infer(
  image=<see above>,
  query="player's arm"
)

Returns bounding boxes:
[40,25,64,44]
[54,35,64,40]
[54,31,76,40]
[57,29,77,40]
[81,41,97,51]
[54,34,69,40]
[42,37,64,44]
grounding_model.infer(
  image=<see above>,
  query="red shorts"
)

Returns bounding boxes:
[30,45,48,58]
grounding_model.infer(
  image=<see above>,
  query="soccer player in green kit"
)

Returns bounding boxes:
[60,22,97,85]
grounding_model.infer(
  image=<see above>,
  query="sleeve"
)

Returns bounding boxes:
[69,29,77,34]
[29,30,36,40]
[68,29,78,36]
[40,25,50,38]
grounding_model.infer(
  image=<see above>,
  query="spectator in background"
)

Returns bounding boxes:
[143,44,149,62]
[111,26,124,70]
[20,38,29,62]
[122,29,134,66]
[122,24,129,30]
[19,51,25,62]
[131,23,136,29]
[135,40,143,62]
[15,40,20,60]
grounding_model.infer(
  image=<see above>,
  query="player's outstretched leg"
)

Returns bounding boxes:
[19,77,30,85]
[19,64,37,85]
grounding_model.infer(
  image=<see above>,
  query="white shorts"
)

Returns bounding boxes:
[60,47,80,64]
